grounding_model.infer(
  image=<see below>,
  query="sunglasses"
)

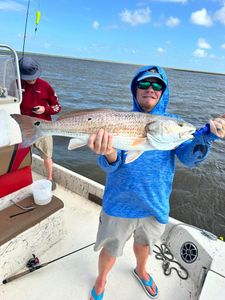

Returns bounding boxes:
[137,81,163,91]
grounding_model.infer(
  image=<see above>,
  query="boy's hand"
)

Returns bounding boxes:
[32,106,45,114]
[209,117,225,139]
[88,129,117,163]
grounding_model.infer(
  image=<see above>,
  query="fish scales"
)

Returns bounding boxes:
[41,110,151,137]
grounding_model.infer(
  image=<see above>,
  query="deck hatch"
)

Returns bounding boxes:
[180,241,198,263]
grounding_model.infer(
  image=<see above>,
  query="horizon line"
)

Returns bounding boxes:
[16,50,225,77]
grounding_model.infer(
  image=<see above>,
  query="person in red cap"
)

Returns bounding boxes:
[19,56,61,189]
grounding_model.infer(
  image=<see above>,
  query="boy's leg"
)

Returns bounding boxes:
[133,243,157,295]
[44,157,53,180]
[34,136,53,180]
[90,247,116,299]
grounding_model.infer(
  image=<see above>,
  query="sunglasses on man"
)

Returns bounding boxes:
[137,81,163,91]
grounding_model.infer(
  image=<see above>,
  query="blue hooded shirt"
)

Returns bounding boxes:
[97,65,218,224]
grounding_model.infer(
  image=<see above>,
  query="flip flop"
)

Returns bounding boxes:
[133,269,158,299]
[90,287,104,300]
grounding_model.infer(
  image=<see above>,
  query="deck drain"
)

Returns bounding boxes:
[180,242,198,263]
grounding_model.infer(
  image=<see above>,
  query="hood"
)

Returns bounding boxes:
[131,65,169,115]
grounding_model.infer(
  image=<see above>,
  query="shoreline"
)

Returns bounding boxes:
[16,50,225,77]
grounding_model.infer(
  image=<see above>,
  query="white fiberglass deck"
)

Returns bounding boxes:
[0,173,197,300]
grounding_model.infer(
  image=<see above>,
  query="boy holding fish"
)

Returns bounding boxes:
[88,65,225,300]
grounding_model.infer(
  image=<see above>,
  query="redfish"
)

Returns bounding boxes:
[11,109,196,163]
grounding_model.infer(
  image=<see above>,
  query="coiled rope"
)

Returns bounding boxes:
[153,243,189,280]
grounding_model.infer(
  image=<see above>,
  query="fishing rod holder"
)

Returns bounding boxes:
[26,254,40,270]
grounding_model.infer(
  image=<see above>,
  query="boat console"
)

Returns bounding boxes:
[0,44,32,197]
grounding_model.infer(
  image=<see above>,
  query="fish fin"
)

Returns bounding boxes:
[57,108,113,120]
[125,151,144,164]
[68,138,87,150]
[10,114,45,148]
[113,136,150,151]
[131,137,147,147]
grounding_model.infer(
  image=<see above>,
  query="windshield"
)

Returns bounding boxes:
[0,45,22,104]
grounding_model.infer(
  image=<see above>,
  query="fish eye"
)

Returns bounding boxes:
[178,123,184,127]
[88,118,92,121]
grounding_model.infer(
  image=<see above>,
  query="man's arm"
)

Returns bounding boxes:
[175,118,224,167]
[43,83,61,115]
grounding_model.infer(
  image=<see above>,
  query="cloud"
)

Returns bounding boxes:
[157,47,166,53]
[120,7,151,26]
[193,37,211,58]
[198,38,211,49]
[190,8,213,27]
[214,4,225,25]
[166,16,180,27]
[0,0,25,11]
[193,49,208,58]
[221,43,225,49]
[18,32,32,40]
[92,21,100,30]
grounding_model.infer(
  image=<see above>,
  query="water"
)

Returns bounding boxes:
[29,54,225,237]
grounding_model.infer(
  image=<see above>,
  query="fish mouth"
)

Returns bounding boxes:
[179,128,196,139]
[188,128,196,134]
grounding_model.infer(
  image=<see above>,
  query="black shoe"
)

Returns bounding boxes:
[51,180,57,191]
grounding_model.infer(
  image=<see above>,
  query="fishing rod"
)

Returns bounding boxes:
[21,0,31,60]
[2,241,95,284]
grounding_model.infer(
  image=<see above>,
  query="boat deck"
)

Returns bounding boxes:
[0,172,197,300]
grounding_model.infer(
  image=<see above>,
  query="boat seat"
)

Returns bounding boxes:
[0,195,64,246]
[0,144,32,198]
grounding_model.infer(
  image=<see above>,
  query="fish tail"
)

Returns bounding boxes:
[11,114,45,148]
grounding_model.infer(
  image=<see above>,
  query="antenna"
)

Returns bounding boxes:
[21,0,31,60]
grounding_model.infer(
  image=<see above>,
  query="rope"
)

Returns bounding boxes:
[153,243,189,280]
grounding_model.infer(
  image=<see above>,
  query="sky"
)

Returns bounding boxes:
[0,0,225,73]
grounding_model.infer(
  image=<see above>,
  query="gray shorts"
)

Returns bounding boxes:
[94,210,165,257]
[34,136,53,159]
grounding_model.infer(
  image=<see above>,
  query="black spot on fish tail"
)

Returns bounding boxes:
[10,114,44,148]
[34,121,41,126]
[193,144,207,159]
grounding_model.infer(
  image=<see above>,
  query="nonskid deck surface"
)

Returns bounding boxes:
[0,175,197,300]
